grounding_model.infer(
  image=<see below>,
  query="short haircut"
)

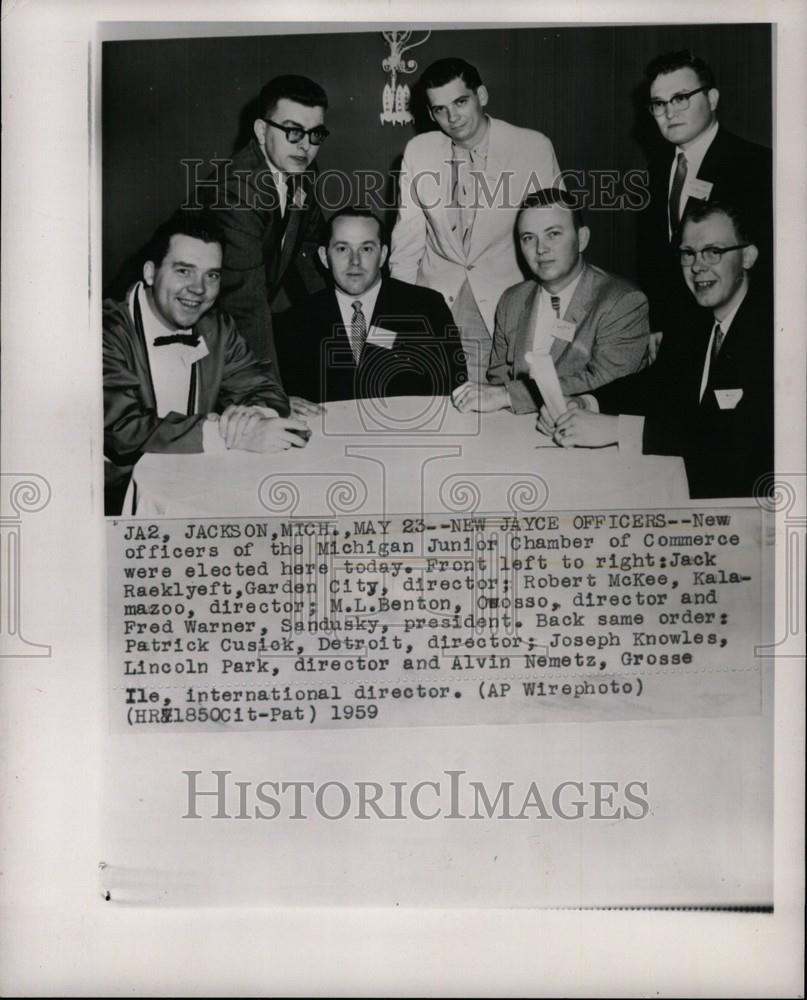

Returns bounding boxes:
[421,57,483,93]
[520,188,585,231]
[147,210,224,268]
[644,50,716,90]
[258,75,329,118]
[681,199,754,245]
[322,207,385,245]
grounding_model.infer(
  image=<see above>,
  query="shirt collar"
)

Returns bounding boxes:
[714,278,748,335]
[334,277,383,327]
[676,120,719,174]
[540,264,585,315]
[133,282,209,360]
[452,116,491,162]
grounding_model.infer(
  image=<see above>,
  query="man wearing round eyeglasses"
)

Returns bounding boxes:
[202,75,330,374]
[638,50,772,332]
[538,201,773,499]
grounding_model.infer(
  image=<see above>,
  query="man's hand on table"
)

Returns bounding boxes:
[289,396,324,419]
[217,404,311,452]
[537,396,586,438]
[451,382,509,413]
[552,407,619,449]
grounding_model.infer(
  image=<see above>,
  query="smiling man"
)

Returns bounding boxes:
[276,208,462,403]
[199,75,330,368]
[103,212,310,514]
[638,50,772,329]
[543,201,773,499]
[390,58,561,382]
[453,188,649,413]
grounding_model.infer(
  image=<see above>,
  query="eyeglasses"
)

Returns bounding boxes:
[678,244,750,266]
[263,119,330,145]
[648,86,709,117]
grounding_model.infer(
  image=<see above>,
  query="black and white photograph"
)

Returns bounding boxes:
[1,2,804,996]
[101,22,774,515]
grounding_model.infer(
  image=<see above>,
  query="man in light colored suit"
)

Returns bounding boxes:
[453,188,649,413]
[389,58,560,381]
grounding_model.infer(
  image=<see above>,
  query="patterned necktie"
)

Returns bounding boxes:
[668,151,688,235]
[550,295,561,318]
[351,300,367,363]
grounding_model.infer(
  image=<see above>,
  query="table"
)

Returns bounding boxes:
[109,398,772,910]
[128,397,689,516]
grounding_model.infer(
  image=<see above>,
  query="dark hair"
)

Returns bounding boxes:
[520,188,585,231]
[421,57,483,93]
[644,50,716,90]
[681,199,754,245]
[258,75,328,118]
[322,207,385,245]
[147,210,224,267]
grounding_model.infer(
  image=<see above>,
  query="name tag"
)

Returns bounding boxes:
[550,318,576,343]
[366,325,397,350]
[714,388,743,410]
[685,177,714,201]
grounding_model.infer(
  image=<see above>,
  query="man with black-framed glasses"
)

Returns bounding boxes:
[200,75,330,374]
[638,50,772,333]
[537,201,773,499]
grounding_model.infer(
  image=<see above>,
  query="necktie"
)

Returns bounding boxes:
[668,151,688,235]
[350,300,367,363]
[450,148,475,255]
[281,176,296,232]
[550,295,561,318]
[711,321,725,365]
[152,332,200,347]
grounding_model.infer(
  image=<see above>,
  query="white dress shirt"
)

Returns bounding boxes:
[531,268,584,353]
[667,120,719,237]
[334,279,384,340]
[697,282,746,401]
[134,283,228,453]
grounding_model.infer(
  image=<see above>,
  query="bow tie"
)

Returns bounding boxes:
[152,332,201,347]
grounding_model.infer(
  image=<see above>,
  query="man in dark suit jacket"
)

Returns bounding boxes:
[543,201,773,500]
[638,50,772,330]
[275,208,464,404]
[199,75,330,367]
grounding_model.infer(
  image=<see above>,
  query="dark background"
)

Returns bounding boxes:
[103,23,772,295]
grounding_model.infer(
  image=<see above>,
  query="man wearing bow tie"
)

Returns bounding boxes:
[542,201,773,499]
[200,75,330,368]
[103,213,309,513]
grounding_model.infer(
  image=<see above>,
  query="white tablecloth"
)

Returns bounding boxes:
[129,397,689,516]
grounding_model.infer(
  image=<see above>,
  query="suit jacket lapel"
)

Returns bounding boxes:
[435,134,469,260]
[278,204,302,277]
[549,262,594,364]
[680,129,723,228]
[515,283,541,370]
[467,117,509,261]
